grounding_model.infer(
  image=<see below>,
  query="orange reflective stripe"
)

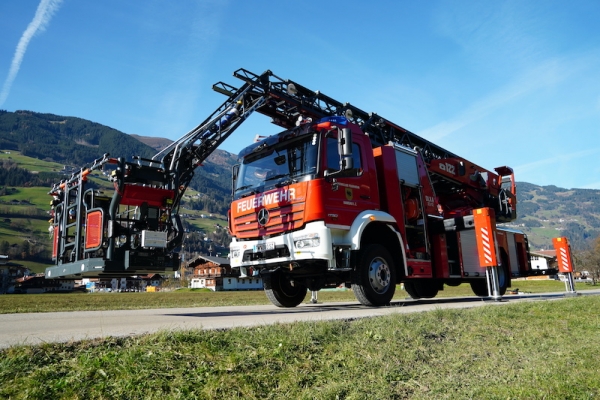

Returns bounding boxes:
[473,207,498,267]
[552,237,574,273]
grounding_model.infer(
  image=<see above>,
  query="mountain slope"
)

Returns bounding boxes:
[0,110,155,166]
[512,182,600,250]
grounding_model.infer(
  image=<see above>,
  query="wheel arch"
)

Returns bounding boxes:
[357,221,407,281]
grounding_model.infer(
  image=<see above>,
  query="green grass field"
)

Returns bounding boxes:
[0,186,50,207]
[0,280,595,314]
[0,150,64,173]
[1,295,598,399]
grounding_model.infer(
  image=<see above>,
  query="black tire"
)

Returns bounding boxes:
[403,282,421,299]
[264,272,307,308]
[403,281,439,299]
[470,279,488,297]
[470,266,508,297]
[352,244,396,306]
[498,253,510,296]
[498,265,508,296]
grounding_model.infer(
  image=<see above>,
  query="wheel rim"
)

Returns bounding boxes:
[368,257,391,293]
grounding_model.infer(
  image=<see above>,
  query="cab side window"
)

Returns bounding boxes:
[326,137,362,172]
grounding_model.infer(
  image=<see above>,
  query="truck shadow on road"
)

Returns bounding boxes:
[162,292,568,319]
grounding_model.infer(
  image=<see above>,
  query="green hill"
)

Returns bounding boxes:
[511,182,600,250]
[0,109,235,212]
[0,110,156,166]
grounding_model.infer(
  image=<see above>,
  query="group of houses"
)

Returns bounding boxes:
[0,254,165,294]
[186,255,263,291]
[0,255,28,294]
[0,252,263,294]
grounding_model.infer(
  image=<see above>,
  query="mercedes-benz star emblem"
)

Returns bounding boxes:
[257,208,270,226]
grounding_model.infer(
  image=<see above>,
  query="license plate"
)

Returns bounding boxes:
[253,242,275,252]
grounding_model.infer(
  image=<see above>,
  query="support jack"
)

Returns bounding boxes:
[486,266,503,302]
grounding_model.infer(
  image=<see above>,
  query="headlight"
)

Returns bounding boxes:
[294,233,320,249]
[230,248,241,258]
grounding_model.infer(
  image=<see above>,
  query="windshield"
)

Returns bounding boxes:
[234,134,319,198]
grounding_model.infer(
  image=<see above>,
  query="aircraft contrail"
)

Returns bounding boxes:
[0,0,64,107]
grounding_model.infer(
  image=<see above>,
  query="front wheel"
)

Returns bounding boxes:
[352,244,397,306]
[264,272,307,308]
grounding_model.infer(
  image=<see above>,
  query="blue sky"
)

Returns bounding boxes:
[1,1,599,189]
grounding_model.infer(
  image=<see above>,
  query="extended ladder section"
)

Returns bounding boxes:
[215,69,517,222]
[46,72,272,279]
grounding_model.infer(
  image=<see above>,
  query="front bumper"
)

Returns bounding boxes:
[230,221,333,272]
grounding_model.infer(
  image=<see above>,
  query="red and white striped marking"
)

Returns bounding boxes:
[480,227,493,264]
[558,247,571,271]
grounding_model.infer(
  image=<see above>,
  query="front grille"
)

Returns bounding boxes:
[242,244,291,261]
[234,202,305,239]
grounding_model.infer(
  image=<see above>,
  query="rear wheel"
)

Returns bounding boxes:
[403,281,439,299]
[498,265,508,295]
[264,272,307,308]
[470,266,508,297]
[352,244,396,306]
[469,279,488,297]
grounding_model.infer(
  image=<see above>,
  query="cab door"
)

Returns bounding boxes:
[321,134,379,228]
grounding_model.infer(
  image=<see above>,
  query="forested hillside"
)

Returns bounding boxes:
[0,110,155,166]
[512,182,600,250]
[0,110,237,267]
[0,110,235,214]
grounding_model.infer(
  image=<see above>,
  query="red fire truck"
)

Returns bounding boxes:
[45,69,556,308]
[224,70,552,307]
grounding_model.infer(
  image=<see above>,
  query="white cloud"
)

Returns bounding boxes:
[0,0,64,107]
[417,52,596,142]
[515,147,600,174]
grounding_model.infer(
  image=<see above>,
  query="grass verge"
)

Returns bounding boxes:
[1,296,599,399]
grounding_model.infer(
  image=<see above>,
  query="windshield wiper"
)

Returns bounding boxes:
[276,178,298,187]
[235,184,254,192]
[264,173,290,182]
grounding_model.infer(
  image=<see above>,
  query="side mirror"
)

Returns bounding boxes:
[339,127,353,170]
[231,164,240,196]
[325,127,361,180]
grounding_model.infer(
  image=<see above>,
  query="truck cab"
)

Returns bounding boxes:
[229,116,410,307]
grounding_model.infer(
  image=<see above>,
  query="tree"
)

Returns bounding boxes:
[20,240,30,260]
[575,236,600,285]
[0,240,9,255]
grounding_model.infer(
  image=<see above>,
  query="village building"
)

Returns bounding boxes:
[83,274,165,292]
[13,274,76,294]
[189,255,262,291]
[0,255,29,294]
[529,250,557,271]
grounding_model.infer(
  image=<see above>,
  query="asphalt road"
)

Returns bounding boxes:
[2,289,599,349]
